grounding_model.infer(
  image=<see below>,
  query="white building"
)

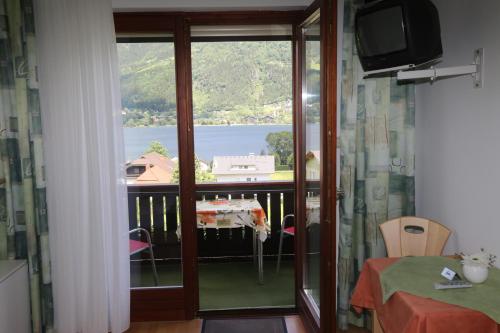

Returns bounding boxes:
[212,155,275,182]
[305,150,320,180]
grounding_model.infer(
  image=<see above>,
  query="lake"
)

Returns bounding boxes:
[123,124,319,162]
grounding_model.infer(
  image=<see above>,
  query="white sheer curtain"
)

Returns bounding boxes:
[35,0,130,332]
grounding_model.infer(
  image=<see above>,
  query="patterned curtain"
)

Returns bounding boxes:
[0,0,53,332]
[337,0,416,330]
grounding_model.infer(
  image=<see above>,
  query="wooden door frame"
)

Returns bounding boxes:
[174,16,198,320]
[115,10,304,321]
[318,1,339,332]
[115,7,338,325]
[293,0,338,332]
[319,1,338,332]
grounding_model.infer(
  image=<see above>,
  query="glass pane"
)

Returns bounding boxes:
[191,38,295,310]
[117,38,183,288]
[191,40,294,184]
[303,18,321,311]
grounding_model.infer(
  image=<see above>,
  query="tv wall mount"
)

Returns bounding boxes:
[363,48,484,88]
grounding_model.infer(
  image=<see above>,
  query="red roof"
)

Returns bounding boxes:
[129,152,175,172]
[135,165,173,184]
[127,152,176,184]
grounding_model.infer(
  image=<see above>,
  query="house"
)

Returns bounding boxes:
[305,150,320,180]
[212,155,275,182]
[126,152,176,184]
[134,165,173,184]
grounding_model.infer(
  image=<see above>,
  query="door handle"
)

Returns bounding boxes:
[336,187,345,201]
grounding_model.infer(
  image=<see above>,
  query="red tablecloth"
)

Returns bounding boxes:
[351,258,500,333]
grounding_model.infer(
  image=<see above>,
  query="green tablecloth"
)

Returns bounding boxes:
[380,256,500,324]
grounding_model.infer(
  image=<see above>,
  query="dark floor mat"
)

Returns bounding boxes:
[202,317,287,333]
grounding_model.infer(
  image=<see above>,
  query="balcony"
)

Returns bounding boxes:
[128,181,296,309]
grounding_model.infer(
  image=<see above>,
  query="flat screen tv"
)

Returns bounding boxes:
[355,0,442,72]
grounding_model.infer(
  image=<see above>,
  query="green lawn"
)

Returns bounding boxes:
[271,170,294,181]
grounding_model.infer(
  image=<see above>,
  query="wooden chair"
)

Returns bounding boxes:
[379,216,451,257]
[371,217,451,333]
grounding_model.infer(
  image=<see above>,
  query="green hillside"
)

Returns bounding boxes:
[117,41,293,127]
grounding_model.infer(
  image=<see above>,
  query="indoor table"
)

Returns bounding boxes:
[351,257,500,333]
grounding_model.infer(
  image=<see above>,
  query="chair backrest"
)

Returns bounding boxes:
[379,217,451,257]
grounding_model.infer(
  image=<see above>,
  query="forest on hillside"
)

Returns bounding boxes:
[117,41,294,127]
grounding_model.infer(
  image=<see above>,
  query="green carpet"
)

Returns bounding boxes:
[131,260,295,310]
[199,261,295,310]
[131,260,183,287]
[304,252,321,308]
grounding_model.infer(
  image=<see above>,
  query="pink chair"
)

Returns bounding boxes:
[276,214,295,273]
[129,227,159,286]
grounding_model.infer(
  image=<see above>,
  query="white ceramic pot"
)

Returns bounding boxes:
[462,264,489,284]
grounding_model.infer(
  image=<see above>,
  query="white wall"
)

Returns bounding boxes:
[416,0,500,260]
[112,0,310,11]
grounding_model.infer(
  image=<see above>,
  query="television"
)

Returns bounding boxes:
[355,0,442,72]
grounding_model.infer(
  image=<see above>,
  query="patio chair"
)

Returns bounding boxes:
[129,227,159,286]
[276,214,295,273]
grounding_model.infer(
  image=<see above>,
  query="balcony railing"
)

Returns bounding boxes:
[127,181,295,260]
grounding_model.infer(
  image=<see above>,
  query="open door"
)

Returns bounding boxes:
[294,1,337,332]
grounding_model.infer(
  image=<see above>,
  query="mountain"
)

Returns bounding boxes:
[117,41,293,127]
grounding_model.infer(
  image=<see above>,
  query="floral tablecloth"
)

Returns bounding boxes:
[196,198,270,241]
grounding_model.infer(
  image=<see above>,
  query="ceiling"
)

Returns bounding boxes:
[112,0,312,12]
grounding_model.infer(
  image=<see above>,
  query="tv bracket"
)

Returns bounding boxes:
[364,48,484,88]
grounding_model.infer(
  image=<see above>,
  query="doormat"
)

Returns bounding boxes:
[202,317,288,333]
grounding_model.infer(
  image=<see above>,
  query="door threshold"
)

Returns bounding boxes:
[198,306,297,318]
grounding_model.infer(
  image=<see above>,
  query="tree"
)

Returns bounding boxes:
[171,157,215,183]
[194,158,216,183]
[266,131,293,168]
[286,154,294,169]
[118,41,293,127]
[144,141,169,157]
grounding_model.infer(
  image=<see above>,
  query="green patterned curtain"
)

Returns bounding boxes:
[0,0,53,332]
[338,0,415,330]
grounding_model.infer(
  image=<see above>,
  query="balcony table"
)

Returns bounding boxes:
[351,257,500,333]
[196,198,270,284]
